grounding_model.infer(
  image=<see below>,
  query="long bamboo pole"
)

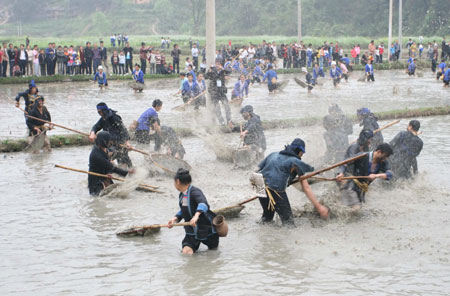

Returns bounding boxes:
[54,164,160,192]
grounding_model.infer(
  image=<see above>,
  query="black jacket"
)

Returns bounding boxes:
[27,105,51,135]
[205,67,230,95]
[123,47,133,61]
[84,47,94,59]
[154,125,185,158]
[175,185,216,240]
[15,90,42,113]
[91,109,130,143]
[360,113,383,149]
[243,114,266,150]
[7,48,15,61]
[88,145,128,195]
[389,131,423,178]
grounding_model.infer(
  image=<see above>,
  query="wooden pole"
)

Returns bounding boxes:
[388,0,393,62]
[10,99,90,137]
[291,153,368,184]
[350,119,400,145]
[26,114,90,137]
[54,164,160,191]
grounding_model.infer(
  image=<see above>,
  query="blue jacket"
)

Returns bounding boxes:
[444,68,450,81]
[313,67,325,79]
[263,69,277,85]
[133,70,144,83]
[340,57,350,66]
[182,80,201,97]
[232,80,249,97]
[232,61,240,71]
[408,62,416,73]
[438,62,446,71]
[136,107,158,131]
[189,69,197,82]
[252,65,264,77]
[45,48,55,62]
[94,72,107,85]
[407,57,413,64]
[329,67,342,78]
[258,151,314,192]
[365,64,374,74]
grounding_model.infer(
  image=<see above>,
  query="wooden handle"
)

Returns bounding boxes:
[293,153,368,184]
[172,91,207,111]
[121,144,150,156]
[237,196,258,206]
[311,175,371,182]
[350,120,401,145]
[54,164,160,191]
[122,145,175,174]
[25,114,90,137]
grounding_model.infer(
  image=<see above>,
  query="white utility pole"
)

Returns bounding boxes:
[398,0,403,57]
[297,0,302,42]
[388,0,393,62]
[205,0,216,67]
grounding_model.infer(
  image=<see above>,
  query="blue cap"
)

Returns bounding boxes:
[290,138,306,153]
[357,107,371,116]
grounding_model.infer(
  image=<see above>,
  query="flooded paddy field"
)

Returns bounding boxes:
[0,70,449,295]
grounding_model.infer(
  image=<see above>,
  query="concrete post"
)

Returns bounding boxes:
[297,0,302,42]
[388,0,393,62]
[205,0,216,67]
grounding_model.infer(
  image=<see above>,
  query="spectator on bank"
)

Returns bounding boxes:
[123,42,133,73]
[84,42,94,75]
[111,50,119,75]
[119,50,126,75]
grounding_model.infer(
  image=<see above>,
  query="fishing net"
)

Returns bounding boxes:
[276,80,289,91]
[232,147,256,168]
[25,131,47,153]
[116,225,161,237]
[215,205,245,218]
[128,81,145,91]
[146,154,192,176]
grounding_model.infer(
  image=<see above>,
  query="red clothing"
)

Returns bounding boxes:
[0,50,3,62]
[379,46,384,55]
[351,49,357,58]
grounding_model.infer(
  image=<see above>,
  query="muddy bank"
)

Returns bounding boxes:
[2,106,449,153]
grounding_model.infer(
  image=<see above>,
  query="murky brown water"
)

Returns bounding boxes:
[1,71,450,295]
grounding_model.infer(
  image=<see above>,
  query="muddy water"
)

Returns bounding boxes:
[1,73,450,295]
[1,70,449,139]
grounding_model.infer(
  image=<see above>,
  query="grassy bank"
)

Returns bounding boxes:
[2,106,449,153]
[0,60,429,85]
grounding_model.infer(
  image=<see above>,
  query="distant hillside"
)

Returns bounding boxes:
[0,0,449,37]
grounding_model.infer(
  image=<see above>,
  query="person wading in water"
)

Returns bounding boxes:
[252,138,329,225]
[88,131,134,196]
[389,120,423,180]
[26,96,53,152]
[168,169,219,254]
[337,143,394,211]
[15,80,41,114]
[89,103,132,168]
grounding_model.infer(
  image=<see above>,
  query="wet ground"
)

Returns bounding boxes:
[0,71,449,295]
